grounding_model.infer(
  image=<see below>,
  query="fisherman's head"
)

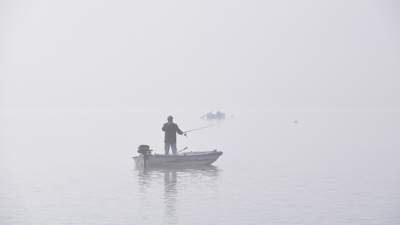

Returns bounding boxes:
[167,115,173,122]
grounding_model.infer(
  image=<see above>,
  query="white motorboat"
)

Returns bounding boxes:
[133,145,223,169]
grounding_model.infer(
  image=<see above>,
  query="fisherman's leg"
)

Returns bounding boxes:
[171,143,177,155]
[164,142,170,155]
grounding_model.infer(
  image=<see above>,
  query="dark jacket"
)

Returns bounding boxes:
[162,122,183,143]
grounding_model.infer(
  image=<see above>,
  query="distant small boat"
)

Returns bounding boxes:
[133,150,223,169]
[201,111,226,121]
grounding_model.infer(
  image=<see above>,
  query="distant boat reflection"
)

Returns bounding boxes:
[136,166,220,225]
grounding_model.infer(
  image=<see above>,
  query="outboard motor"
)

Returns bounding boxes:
[137,145,152,169]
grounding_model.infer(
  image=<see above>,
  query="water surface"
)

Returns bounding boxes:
[1,110,399,225]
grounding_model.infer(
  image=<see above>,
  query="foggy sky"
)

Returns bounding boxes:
[1,0,400,112]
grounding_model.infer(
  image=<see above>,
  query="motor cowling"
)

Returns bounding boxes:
[137,145,152,156]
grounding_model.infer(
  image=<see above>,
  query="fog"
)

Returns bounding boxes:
[1,0,400,112]
[1,1,400,225]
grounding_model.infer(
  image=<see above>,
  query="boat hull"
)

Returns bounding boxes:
[133,150,223,169]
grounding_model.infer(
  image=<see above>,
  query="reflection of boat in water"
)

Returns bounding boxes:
[136,166,219,224]
[133,150,223,169]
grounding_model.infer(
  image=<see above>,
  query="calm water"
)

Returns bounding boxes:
[1,110,399,225]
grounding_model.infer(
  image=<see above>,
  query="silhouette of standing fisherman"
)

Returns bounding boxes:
[162,116,185,155]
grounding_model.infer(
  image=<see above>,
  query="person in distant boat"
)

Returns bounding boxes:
[162,115,185,155]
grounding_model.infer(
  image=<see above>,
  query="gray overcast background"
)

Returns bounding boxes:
[1,2,400,225]
[1,0,400,112]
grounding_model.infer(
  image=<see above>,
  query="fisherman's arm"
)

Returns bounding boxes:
[176,125,184,135]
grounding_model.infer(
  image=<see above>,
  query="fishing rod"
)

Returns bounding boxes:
[183,124,216,134]
[178,146,188,153]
